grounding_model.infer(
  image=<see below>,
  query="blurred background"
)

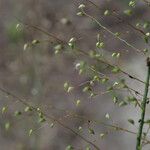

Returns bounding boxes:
[0,0,150,149]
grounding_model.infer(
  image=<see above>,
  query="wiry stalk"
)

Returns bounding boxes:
[136,57,150,150]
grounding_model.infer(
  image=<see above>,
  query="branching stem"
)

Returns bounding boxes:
[136,57,150,150]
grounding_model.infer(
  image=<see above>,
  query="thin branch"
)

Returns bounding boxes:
[86,0,146,35]
[81,10,144,55]
[16,19,146,85]
[15,17,65,44]
[87,65,142,108]
[2,84,150,145]
[0,86,100,150]
[76,48,145,85]
[36,101,150,144]
[112,11,145,35]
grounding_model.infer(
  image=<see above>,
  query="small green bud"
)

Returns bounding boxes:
[67,87,74,93]
[64,82,69,90]
[104,10,110,16]
[65,145,74,150]
[14,111,22,116]
[77,12,84,16]
[143,48,148,53]
[127,96,137,102]
[38,117,46,123]
[112,52,120,58]
[143,22,150,29]
[146,32,150,37]
[100,133,105,139]
[86,146,91,150]
[78,126,82,131]
[16,23,21,30]
[93,75,100,81]
[69,37,76,43]
[112,67,120,73]
[50,123,54,128]
[96,42,104,48]
[54,44,62,51]
[124,9,132,16]
[68,37,76,49]
[29,129,33,136]
[101,78,108,83]
[5,122,10,131]
[115,32,121,37]
[76,99,81,106]
[105,113,110,119]
[60,18,70,25]
[2,106,7,114]
[90,92,97,98]
[78,4,85,9]
[32,40,40,45]
[54,45,63,54]
[88,128,95,135]
[24,106,32,112]
[119,101,127,107]
[107,86,113,91]
[113,96,118,104]
[136,22,140,27]
[83,86,91,92]
[64,82,74,93]
[23,43,29,51]
[36,108,40,112]
[144,36,149,43]
[129,1,136,7]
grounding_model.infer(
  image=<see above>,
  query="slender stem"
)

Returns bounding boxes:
[136,57,150,150]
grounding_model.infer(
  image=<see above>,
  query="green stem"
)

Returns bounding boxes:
[136,58,150,150]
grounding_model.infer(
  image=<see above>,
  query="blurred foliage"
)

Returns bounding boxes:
[6,22,24,43]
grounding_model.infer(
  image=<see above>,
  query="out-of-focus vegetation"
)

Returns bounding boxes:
[1,0,150,150]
